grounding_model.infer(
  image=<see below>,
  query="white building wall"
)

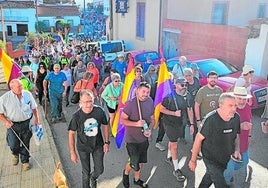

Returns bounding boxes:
[167,0,268,26]
[244,24,268,78]
[113,0,161,51]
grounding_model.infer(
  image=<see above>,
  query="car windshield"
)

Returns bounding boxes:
[101,42,123,53]
[135,52,159,62]
[197,59,239,77]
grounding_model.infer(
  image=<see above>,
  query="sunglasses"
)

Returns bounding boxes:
[150,69,156,72]
[136,71,141,73]
[114,80,121,82]
[181,83,187,87]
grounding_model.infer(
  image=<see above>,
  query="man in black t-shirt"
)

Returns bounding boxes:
[189,92,241,187]
[160,78,194,182]
[68,90,109,188]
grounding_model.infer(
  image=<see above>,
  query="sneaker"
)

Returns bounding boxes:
[165,157,173,166]
[12,155,19,166]
[122,170,129,188]
[197,152,203,160]
[22,163,30,171]
[173,169,186,182]
[155,142,165,151]
[133,178,148,188]
[90,176,97,188]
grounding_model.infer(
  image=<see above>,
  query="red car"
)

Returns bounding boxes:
[167,56,268,109]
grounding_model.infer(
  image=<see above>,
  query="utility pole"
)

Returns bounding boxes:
[1,5,6,44]
[109,0,113,40]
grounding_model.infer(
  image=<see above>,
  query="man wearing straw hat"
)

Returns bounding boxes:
[121,82,155,188]
[224,86,253,185]
[0,79,40,171]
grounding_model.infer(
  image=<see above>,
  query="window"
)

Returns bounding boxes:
[258,4,267,18]
[17,24,28,36]
[136,2,145,38]
[212,2,228,25]
[7,26,12,36]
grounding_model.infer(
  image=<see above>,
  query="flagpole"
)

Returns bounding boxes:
[1,5,6,44]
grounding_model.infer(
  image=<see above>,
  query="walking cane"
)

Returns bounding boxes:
[44,97,47,118]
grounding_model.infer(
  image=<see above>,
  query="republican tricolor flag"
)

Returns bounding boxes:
[112,56,135,148]
[0,48,21,84]
[153,57,174,128]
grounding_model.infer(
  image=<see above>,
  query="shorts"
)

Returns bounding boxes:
[107,104,118,113]
[164,122,184,142]
[126,140,149,171]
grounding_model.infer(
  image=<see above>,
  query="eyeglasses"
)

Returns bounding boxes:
[150,69,156,72]
[181,83,187,87]
[114,80,121,82]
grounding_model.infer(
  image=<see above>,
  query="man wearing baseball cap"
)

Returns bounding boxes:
[235,65,254,106]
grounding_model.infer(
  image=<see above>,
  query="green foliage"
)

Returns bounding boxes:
[0,40,6,51]
[57,20,71,31]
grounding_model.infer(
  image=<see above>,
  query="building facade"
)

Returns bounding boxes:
[111,0,268,76]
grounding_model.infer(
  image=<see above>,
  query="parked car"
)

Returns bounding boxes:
[166,55,268,109]
[126,50,161,66]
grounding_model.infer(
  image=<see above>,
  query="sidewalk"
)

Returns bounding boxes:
[0,90,60,187]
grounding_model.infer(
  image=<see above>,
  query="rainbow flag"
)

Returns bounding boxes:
[153,58,174,128]
[0,48,21,84]
[112,56,135,148]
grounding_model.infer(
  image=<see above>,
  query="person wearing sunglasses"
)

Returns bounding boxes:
[101,73,123,130]
[160,78,194,182]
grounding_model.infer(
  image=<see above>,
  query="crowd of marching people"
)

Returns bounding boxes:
[2,38,267,188]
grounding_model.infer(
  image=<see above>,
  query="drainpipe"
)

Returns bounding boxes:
[1,5,6,44]
[109,0,113,40]
[157,0,163,56]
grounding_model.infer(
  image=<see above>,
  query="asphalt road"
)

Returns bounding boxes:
[47,95,268,188]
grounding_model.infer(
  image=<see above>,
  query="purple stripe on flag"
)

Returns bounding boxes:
[154,79,173,106]
[10,63,21,81]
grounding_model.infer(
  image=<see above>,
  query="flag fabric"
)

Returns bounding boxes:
[112,56,135,148]
[58,31,65,43]
[153,58,174,128]
[0,48,21,84]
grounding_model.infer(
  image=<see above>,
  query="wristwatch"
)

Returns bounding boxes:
[104,141,110,145]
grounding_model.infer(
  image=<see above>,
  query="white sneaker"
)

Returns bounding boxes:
[155,142,165,151]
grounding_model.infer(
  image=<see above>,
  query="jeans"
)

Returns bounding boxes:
[224,150,249,185]
[199,158,230,188]
[78,146,104,188]
[49,91,63,118]
[6,119,32,163]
